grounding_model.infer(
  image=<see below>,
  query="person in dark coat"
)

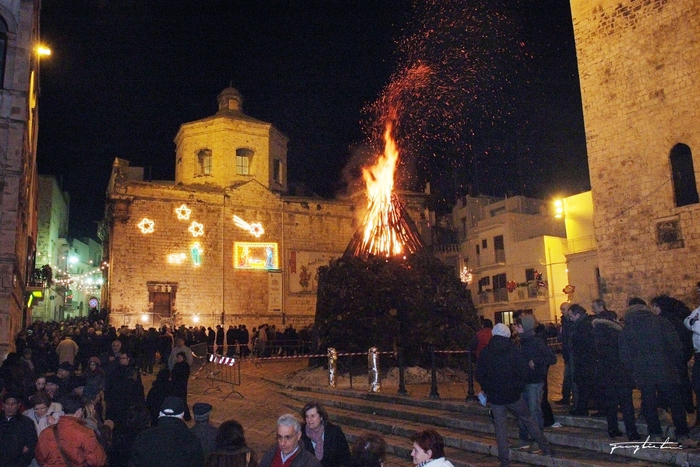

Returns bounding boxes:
[129,396,204,467]
[215,326,225,355]
[300,401,350,467]
[651,294,695,414]
[619,303,696,447]
[205,418,258,467]
[515,315,556,448]
[109,404,151,467]
[475,323,552,467]
[556,303,575,406]
[568,304,596,416]
[105,354,145,429]
[145,369,173,427]
[171,351,192,422]
[190,402,218,458]
[0,393,38,467]
[592,315,640,440]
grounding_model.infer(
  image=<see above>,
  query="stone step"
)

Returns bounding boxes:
[275,384,700,466]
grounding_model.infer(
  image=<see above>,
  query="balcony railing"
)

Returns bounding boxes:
[478,288,509,304]
[567,235,596,254]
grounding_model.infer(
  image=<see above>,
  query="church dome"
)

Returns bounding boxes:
[217,87,243,112]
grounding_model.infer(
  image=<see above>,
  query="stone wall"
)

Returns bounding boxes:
[570,0,700,310]
[106,178,361,330]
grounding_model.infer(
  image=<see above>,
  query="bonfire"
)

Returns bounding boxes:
[344,122,424,259]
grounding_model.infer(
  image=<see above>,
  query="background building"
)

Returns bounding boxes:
[0,0,42,358]
[571,0,700,310]
[33,174,69,321]
[436,192,597,324]
[102,88,428,330]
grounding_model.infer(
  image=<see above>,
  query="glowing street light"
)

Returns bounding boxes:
[554,199,564,219]
[36,45,51,57]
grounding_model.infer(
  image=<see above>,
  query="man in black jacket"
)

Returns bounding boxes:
[475,323,552,467]
[129,396,204,467]
[515,315,556,449]
[0,392,37,467]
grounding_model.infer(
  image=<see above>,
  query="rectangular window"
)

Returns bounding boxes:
[236,155,250,175]
[494,235,505,263]
[525,268,535,282]
[482,239,487,249]
[478,276,490,293]
[273,159,281,183]
[492,273,508,302]
[494,310,514,326]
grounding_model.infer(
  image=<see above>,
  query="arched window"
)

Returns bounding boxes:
[196,149,212,176]
[236,148,253,175]
[0,16,8,89]
[670,143,699,207]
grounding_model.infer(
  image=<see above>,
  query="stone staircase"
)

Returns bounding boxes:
[274,383,700,467]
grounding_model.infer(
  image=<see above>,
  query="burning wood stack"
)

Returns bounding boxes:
[343,122,424,260]
[344,192,423,260]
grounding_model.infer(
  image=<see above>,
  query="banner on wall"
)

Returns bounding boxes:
[268,271,283,313]
[288,251,333,294]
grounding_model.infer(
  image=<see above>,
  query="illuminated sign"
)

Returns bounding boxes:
[188,221,204,237]
[233,215,265,238]
[191,242,203,266]
[234,242,279,270]
[137,218,155,234]
[168,253,187,264]
[175,204,192,220]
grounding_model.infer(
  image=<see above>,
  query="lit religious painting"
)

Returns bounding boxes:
[175,204,191,220]
[233,215,265,238]
[137,218,155,234]
[234,242,279,270]
[188,221,204,237]
[190,242,203,266]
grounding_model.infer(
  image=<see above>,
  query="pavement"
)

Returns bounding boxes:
[141,354,699,466]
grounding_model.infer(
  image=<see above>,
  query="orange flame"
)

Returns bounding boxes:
[360,122,403,257]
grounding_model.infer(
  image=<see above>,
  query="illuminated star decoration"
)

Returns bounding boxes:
[188,221,204,237]
[233,215,265,238]
[137,218,155,234]
[175,204,191,220]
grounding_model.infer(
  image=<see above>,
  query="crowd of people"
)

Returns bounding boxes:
[473,291,700,467]
[5,290,700,467]
[0,317,313,467]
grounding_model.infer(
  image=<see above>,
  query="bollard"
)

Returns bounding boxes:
[368,347,381,393]
[465,350,478,402]
[429,348,440,399]
[328,347,338,388]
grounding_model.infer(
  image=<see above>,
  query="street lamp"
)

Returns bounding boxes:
[36,45,51,57]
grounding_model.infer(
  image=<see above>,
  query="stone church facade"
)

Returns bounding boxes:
[570,0,700,309]
[102,88,428,329]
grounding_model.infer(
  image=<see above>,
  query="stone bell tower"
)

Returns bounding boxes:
[174,87,289,193]
[570,0,700,309]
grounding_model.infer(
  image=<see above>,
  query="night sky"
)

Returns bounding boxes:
[37,0,589,240]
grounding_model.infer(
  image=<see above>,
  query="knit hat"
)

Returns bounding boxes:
[192,402,213,422]
[159,396,185,418]
[520,315,535,334]
[492,323,511,338]
[58,362,74,372]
